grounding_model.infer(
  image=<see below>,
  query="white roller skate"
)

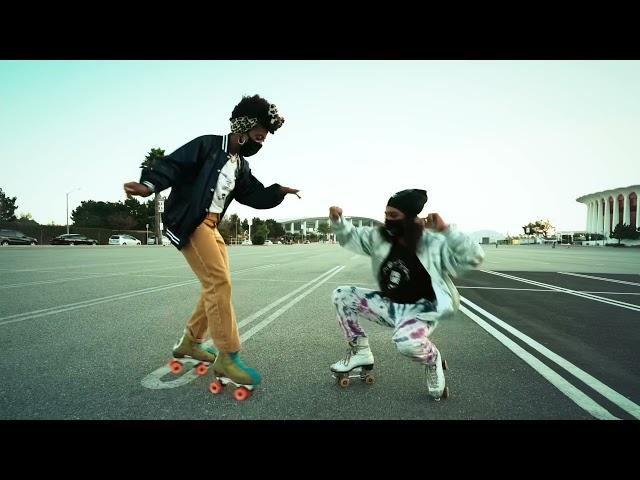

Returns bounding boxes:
[330,336,375,388]
[425,347,449,400]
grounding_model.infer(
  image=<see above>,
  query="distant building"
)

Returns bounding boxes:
[276,216,383,242]
[278,216,382,237]
[577,185,639,236]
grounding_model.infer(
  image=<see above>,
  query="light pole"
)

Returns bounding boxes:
[66,187,81,235]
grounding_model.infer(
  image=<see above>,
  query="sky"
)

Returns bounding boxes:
[1,60,638,235]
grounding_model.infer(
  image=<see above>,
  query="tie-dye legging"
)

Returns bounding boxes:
[332,286,439,365]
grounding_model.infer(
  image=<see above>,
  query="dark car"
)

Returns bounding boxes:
[0,229,39,246]
[50,233,98,246]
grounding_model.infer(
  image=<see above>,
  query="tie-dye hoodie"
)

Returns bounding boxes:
[331,216,485,323]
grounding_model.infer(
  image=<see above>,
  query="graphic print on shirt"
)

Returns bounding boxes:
[381,258,410,292]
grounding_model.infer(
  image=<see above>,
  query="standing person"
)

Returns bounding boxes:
[124,95,300,396]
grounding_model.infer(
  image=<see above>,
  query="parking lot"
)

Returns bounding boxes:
[1,243,638,419]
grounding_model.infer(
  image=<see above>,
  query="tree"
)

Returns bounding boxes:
[72,200,110,227]
[107,212,138,230]
[17,212,39,225]
[522,219,555,240]
[251,224,269,245]
[0,188,18,222]
[611,223,640,245]
[140,147,166,170]
[140,148,166,242]
[252,217,265,228]
[122,197,150,230]
[538,220,555,237]
[317,222,332,240]
[264,219,285,239]
[251,217,266,240]
[226,214,241,241]
[217,218,234,244]
[141,198,155,230]
[71,200,142,229]
[241,218,249,235]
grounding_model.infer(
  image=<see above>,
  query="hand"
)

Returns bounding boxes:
[329,206,343,221]
[124,182,152,199]
[424,213,449,232]
[281,186,301,199]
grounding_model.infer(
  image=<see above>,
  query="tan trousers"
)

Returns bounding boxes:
[180,213,240,353]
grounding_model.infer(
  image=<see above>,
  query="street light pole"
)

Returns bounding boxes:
[66,187,81,235]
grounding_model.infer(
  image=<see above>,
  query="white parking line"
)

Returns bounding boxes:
[481,270,640,313]
[0,259,168,273]
[241,266,345,342]
[0,263,190,289]
[460,304,618,420]
[557,272,640,287]
[461,297,640,420]
[456,286,640,296]
[0,280,199,326]
[237,267,342,330]
[141,265,344,390]
[0,265,278,326]
[456,286,558,292]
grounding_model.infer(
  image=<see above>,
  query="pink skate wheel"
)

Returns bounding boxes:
[169,360,183,374]
[196,363,208,376]
[209,381,223,395]
[234,387,250,401]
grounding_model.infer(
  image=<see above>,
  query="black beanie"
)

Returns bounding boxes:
[387,189,428,218]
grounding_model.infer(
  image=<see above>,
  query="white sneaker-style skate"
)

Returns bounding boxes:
[425,348,449,400]
[330,336,375,388]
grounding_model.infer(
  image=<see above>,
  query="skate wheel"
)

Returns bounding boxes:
[169,360,183,374]
[234,387,251,401]
[442,387,450,399]
[338,377,350,388]
[364,375,375,385]
[209,381,223,395]
[195,363,208,376]
[442,359,448,370]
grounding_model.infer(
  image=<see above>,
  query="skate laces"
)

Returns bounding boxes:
[425,363,438,385]
[341,343,358,365]
[173,335,185,350]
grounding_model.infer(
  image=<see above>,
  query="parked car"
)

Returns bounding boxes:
[0,229,38,246]
[147,235,171,246]
[109,234,142,246]
[264,239,273,245]
[50,234,98,246]
[241,240,252,246]
[303,240,310,244]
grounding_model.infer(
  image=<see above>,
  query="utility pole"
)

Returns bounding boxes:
[155,195,164,245]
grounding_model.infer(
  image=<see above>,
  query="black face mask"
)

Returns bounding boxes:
[240,138,262,157]
[384,219,407,237]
